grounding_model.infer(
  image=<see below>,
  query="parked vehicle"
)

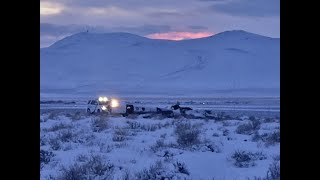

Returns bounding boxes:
[87,96,119,114]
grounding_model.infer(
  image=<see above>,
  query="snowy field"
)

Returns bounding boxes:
[40,97,280,180]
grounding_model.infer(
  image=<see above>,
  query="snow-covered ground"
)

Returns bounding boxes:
[40,108,280,180]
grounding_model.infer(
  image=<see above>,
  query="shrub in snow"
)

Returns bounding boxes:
[251,119,261,130]
[48,137,62,150]
[251,151,267,161]
[160,133,167,139]
[40,150,54,169]
[127,121,141,129]
[175,122,201,147]
[150,139,166,153]
[122,169,133,180]
[114,142,128,148]
[223,129,229,136]
[44,122,72,132]
[212,132,219,137]
[47,111,60,120]
[273,155,280,161]
[224,114,233,120]
[236,120,261,135]
[264,117,277,123]
[163,150,174,162]
[86,155,114,177]
[249,116,256,121]
[265,131,280,146]
[141,124,158,131]
[222,121,231,126]
[251,132,268,142]
[266,161,280,180]
[251,130,280,146]
[135,160,180,180]
[76,154,89,163]
[40,137,46,146]
[173,161,190,175]
[58,163,85,180]
[202,142,221,153]
[91,116,109,132]
[112,128,129,142]
[58,154,114,180]
[59,130,75,143]
[231,150,253,168]
[231,150,266,168]
[70,111,82,121]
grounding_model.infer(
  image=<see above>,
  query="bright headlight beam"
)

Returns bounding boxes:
[99,96,108,102]
[111,99,119,108]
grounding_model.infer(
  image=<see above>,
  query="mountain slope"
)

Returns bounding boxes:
[40,30,279,97]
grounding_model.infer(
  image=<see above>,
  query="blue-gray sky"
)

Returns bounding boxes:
[40,0,280,47]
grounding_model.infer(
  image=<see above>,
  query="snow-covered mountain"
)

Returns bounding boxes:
[40,30,279,97]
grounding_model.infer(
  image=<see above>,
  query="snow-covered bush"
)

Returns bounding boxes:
[236,119,261,135]
[266,161,280,180]
[44,122,72,132]
[212,132,219,137]
[173,161,190,175]
[223,129,229,136]
[202,142,222,153]
[175,122,201,147]
[122,169,133,180]
[135,161,167,180]
[251,132,268,142]
[264,117,277,123]
[91,116,109,132]
[48,137,62,150]
[231,150,253,168]
[40,150,54,169]
[135,160,185,180]
[57,154,114,180]
[141,124,159,131]
[69,111,82,121]
[47,111,60,120]
[59,130,76,142]
[251,130,280,147]
[150,139,166,153]
[112,128,129,142]
[231,150,266,168]
[265,131,280,146]
[127,121,141,129]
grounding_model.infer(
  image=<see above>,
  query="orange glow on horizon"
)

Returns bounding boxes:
[146,31,214,40]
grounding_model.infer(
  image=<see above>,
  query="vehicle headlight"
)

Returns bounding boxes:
[99,97,108,102]
[101,106,107,110]
[111,99,119,108]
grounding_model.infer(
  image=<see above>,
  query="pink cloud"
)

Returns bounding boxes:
[146,31,214,40]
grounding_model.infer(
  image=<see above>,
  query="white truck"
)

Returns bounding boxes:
[87,97,121,114]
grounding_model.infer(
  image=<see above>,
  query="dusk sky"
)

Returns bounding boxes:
[40,0,280,47]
